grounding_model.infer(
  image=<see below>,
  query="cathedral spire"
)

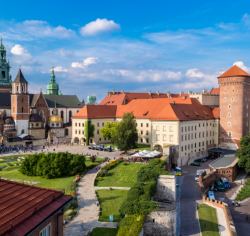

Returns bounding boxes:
[46,67,59,95]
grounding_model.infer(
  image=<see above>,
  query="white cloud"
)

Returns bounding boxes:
[10,44,32,61]
[11,44,27,56]
[71,57,98,68]
[233,61,249,72]
[53,66,68,73]
[80,18,120,36]
[186,68,205,79]
[103,69,182,82]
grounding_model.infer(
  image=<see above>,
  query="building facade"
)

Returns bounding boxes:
[72,97,219,166]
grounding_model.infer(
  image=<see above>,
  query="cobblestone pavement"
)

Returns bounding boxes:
[64,163,118,236]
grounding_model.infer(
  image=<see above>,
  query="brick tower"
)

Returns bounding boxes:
[11,69,30,135]
[218,65,250,149]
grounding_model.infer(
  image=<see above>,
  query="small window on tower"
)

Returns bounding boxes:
[21,107,24,113]
[1,71,5,78]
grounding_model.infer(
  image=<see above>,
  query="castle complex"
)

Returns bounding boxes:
[72,65,249,166]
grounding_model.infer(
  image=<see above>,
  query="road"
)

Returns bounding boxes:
[179,165,202,236]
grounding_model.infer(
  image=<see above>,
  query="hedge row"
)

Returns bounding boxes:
[20,152,86,179]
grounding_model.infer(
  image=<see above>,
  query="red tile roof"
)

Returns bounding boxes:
[0,179,72,235]
[74,105,117,119]
[75,97,218,121]
[210,87,220,95]
[218,65,250,78]
[99,92,169,105]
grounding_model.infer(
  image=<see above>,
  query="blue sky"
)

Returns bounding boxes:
[1,0,250,100]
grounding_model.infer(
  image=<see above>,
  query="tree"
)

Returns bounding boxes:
[100,122,119,143]
[237,134,250,173]
[115,113,138,151]
[84,120,95,145]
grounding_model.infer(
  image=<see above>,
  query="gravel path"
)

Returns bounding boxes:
[64,163,117,236]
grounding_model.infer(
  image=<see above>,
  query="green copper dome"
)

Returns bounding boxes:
[46,67,59,95]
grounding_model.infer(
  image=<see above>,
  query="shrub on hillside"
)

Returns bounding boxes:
[97,159,122,177]
[20,152,86,178]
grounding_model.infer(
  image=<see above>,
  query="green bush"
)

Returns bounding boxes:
[97,159,122,177]
[117,214,144,236]
[20,152,86,178]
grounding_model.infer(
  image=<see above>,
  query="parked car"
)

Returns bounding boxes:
[232,200,241,207]
[221,177,231,189]
[208,191,215,200]
[190,161,201,166]
[195,169,206,181]
[175,167,182,176]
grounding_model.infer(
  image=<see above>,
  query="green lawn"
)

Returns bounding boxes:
[97,190,128,222]
[90,227,117,236]
[0,168,75,194]
[0,155,102,194]
[95,162,145,187]
[198,204,219,236]
[236,179,250,201]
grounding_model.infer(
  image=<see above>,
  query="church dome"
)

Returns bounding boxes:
[49,115,62,123]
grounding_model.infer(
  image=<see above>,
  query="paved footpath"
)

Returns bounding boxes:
[64,163,117,236]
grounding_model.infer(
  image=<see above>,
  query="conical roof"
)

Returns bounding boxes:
[14,69,28,84]
[218,65,250,78]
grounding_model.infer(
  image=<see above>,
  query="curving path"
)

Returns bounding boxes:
[64,163,117,236]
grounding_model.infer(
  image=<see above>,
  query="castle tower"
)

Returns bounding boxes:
[11,69,30,135]
[0,38,12,93]
[46,67,59,95]
[218,65,250,149]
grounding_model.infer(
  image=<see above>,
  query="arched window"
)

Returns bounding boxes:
[60,110,64,119]
[69,110,72,124]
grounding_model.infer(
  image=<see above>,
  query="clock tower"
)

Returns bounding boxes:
[11,69,30,135]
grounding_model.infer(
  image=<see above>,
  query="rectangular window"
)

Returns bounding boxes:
[146,123,149,127]
[163,134,166,141]
[141,123,143,127]
[169,135,174,142]
[39,224,51,236]
[163,125,166,132]
[156,134,160,141]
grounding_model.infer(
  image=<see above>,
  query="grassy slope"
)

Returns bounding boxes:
[97,189,128,222]
[96,162,144,187]
[198,204,219,236]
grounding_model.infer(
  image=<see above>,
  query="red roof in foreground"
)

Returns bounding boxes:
[218,65,250,78]
[0,179,72,235]
[74,97,218,121]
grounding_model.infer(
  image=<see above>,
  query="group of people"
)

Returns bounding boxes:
[0,144,33,154]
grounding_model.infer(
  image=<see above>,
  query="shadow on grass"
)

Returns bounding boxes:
[199,219,220,235]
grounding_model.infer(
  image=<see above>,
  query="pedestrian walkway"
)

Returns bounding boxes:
[216,207,230,236]
[64,163,118,236]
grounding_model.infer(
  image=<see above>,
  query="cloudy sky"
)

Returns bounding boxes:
[1,0,250,100]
